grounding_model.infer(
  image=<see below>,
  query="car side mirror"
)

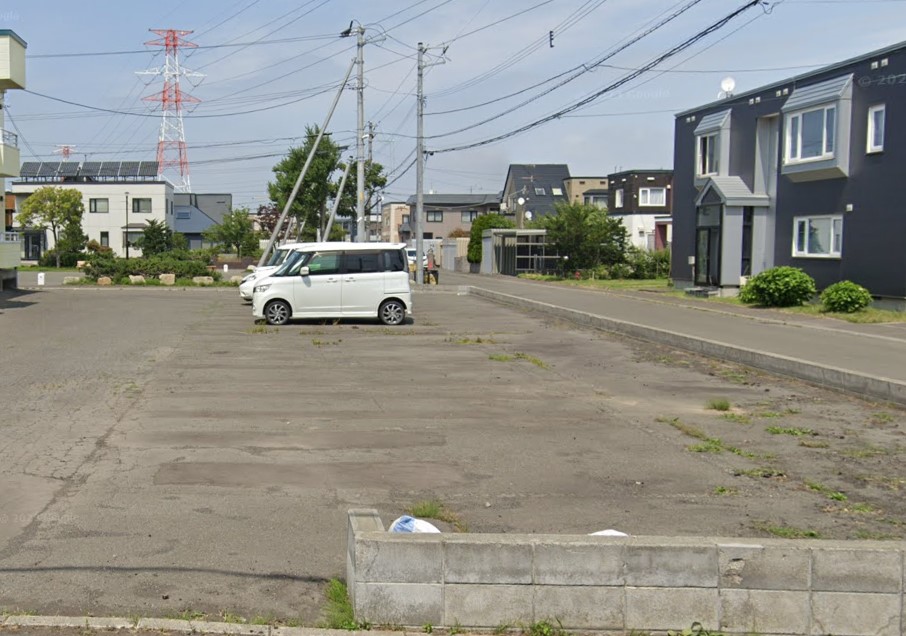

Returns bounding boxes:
[299,266,310,276]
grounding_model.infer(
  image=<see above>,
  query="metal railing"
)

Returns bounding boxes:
[1,128,18,148]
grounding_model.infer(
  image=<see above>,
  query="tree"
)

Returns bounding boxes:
[16,187,86,267]
[134,219,173,257]
[467,213,514,264]
[203,208,258,257]
[539,202,626,272]
[267,125,387,241]
[255,203,280,235]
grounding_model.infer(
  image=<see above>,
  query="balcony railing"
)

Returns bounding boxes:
[1,128,18,148]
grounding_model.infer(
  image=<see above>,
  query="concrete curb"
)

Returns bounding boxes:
[467,286,906,407]
[0,615,412,636]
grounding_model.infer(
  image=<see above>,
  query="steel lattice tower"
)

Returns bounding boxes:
[140,29,201,192]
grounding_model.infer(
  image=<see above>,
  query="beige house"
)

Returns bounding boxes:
[0,29,26,285]
[402,194,500,242]
[380,201,409,243]
[563,176,609,208]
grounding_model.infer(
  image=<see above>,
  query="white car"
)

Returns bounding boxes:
[240,242,312,301]
[252,242,412,326]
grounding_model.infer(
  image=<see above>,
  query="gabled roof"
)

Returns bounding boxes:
[173,205,218,234]
[404,193,500,207]
[694,109,731,135]
[503,164,571,216]
[694,176,770,207]
[783,74,852,112]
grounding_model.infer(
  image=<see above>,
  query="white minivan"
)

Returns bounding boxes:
[239,242,313,301]
[252,242,412,326]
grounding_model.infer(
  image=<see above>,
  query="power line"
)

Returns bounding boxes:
[433,0,767,154]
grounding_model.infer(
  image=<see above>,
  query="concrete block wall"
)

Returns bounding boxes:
[347,510,906,635]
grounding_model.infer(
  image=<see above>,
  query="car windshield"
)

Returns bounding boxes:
[265,248,291,267]
[274,251,312,276]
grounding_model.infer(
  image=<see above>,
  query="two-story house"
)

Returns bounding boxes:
[401,193,500,241]
[607,169,673,251]
[563,176,609,208]
[0,30,26,288]
[672,40,904,306]
[501,164,570,226]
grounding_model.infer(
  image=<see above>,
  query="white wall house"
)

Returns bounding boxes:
[0,29,26,281]
[12,163,174,259]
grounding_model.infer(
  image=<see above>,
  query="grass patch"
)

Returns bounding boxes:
[854,529,899,540]
[734,467,786,479]
[407,499,468,532]
[321,579,365,630]
[518,275,669,291]
[311,338,341,346]
[766,426,815,436]
[754,522,820,539]
[799,438,829,449]
[688,438,724,453]
[657,418,753,457]
[719,412,751,424]
[219,612,247,624]
[169,610,207,621]
[449,336,497,345]
[657,416,707,439]
[805,481,847,501]
[247,325,278,335]
[705,398,731,412]
[842,445,891,459]
[514,352,546,368]
[871,411,895,425]
[714,486,738,496]
[784,303,906,324]
[489,353,514,362]
[523,619,566,636]
[754,409,799,419]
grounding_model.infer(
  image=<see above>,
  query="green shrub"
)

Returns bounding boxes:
[624,246,671,279]
[821,280,872,313]
[84,254,217,281]
[738,266,816,307]
[39,249,83,268]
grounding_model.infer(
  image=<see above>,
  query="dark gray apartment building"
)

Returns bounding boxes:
[672,41,903,305]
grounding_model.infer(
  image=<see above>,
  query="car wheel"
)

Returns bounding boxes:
[264,300,291,326]
[379,299,405,326]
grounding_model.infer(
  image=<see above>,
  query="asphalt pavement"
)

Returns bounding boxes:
[438,271,906,404]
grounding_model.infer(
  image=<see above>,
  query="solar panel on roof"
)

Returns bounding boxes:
[80,162,102,177]
[120,161,141,177]
[19,162,41,177]
[99,162,120,177]
[37,162,62,177]
[138,161,159,177]
[59,162,80,177]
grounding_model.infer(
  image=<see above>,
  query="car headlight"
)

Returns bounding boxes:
[254,284,270,293]
[242,273,256,283]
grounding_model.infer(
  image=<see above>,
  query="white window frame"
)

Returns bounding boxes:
[551,187,563,196]
[534,186,546,196]
[696,133,719,177]
[792,215,843,258]
[639,187,666,207]
[785,104,836,164]
[614,188,624,209]
[867,104,885,153]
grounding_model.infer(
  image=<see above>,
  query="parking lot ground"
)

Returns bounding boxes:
[1,287,905,624]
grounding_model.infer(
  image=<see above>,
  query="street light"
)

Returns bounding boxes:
[124,191,129,259]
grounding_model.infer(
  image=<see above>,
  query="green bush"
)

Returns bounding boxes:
[84,254,217,281]
[821,280,872,313]
[624,246,671,279]
[739,266,816,307]
[39,249,82,268]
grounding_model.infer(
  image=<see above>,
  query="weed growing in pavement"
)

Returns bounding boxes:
[524,619,566,636]
[767,426,816,437]
[754,522,820,539]
[450,620,465,635]
[667,622,725,636]
[720,412,751,424]
[1,608,37,618]
[448,336,497,345]
[169,609,207,621]
[805,481,847,501]
[489,353,514,362]
[799,438,830,448]
[871,411,895,425]
[247,325,278,335]
[714,486,738,496]
[321,579,368,630]
[854,529,899,540]
[220,612,246,624]
[734,467,786,479]
[514,352,547,368]
[407,499,469,532]
[842,445,892,459]
[494,623,513,635]
[311,338,341,347]
[706,398,731,411]
[423,624,433,634]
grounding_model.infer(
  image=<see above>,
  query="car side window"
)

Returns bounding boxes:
[306,252,340,276]
[384,249,406,272]
[345,251,381,273]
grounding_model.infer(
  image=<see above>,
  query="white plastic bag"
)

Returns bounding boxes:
[389,515,441,533]
[589,529,629,537]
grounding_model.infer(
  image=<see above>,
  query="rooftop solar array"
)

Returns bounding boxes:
[14,160,162,181]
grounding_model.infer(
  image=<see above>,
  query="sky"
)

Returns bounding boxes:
[2,0,905,211]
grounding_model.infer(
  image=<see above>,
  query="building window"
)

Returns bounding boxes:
[785,105,835,163]
[551,187,563,196]
[793,215,842,258]
[402,214,410,223]
[89,198,109,213]
[534,187,546,196]
[132,198,152,214]
[696,133,719,176]
[426,210,443,223]
[867,104,885,153]
[615,189,624,208]
[100,231,109,247]
[583,194,607,209]
[461,210,479,223]
[639,187,666,207]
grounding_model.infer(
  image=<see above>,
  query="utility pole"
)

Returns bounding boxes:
[355,25,366,242]
[414,42,446,285]
[415,43,426,285]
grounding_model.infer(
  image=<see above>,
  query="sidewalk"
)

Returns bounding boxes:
[439,271,906,405]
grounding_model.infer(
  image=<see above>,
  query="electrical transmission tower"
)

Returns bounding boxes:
[139,29,203,192]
